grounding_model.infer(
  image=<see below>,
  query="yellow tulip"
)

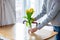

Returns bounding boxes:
[30,8,34,13]
[26,8,34,14]
[26,9,30,14]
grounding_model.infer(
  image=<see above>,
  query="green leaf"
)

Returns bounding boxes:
[30,18,34,23]
[23,16,27,19]
[26,22,29,27]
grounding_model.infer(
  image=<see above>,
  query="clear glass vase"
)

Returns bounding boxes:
[24,26,31,40]
[24,23,37,40]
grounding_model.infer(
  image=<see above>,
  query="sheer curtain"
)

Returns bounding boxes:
[0,0,16,26]
[16,0,43,23]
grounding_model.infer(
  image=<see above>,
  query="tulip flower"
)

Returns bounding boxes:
[24,8,34,28]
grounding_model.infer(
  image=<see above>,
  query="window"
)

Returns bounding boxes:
[16,0,43,22]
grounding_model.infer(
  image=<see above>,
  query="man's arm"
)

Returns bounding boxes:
[35,0,47,21]
[37,2,60,29]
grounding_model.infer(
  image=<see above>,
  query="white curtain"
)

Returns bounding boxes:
[0,0,16,26]
[16,0,43,23]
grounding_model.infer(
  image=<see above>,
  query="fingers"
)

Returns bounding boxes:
[31,29,36,33]
[28,29,31,34]
[28,28,37,34]
[28,29,33,34]
[32,22,37,24]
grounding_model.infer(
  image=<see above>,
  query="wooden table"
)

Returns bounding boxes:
[16,23,58,40]
[0,24,15,40]
[0,23,58,40]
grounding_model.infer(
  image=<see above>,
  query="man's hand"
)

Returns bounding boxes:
[28,27,38,33]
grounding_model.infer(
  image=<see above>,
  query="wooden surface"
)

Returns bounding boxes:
[0,24,15,40]
[0,23,58,40]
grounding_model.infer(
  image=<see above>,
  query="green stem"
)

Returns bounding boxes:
[28,20,32,28]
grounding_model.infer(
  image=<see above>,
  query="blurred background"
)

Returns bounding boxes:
[16,0,53,31]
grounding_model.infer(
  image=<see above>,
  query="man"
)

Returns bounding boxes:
[29,0,60,40]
